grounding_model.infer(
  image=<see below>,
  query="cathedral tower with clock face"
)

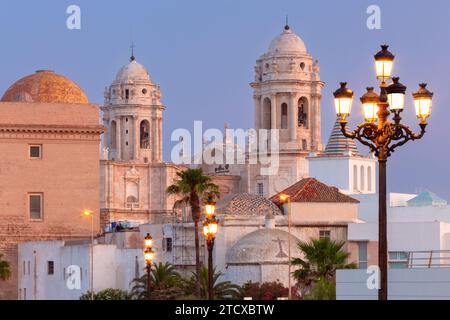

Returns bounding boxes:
[248,24,324,196]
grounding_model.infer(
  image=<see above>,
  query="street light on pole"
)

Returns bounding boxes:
[333,44,433,300]
[279,194,292,300]
[143,233,155,300]
[83,209,94,300]
[203,196,218,300]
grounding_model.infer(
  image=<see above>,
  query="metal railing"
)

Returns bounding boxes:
[405,250,450,268]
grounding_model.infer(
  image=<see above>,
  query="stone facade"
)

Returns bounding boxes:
[100,57,182,227]
[248,25,324,197]
[0,101,104,300]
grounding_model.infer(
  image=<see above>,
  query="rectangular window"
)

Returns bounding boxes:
[29,145,42,159]
[29,194,43,220]
[23,261,26,275]
[47,261,54,275]
[166,238,173,252]
[23,288,26,300]
[358,242,368,269]
[319,230,331,239]
[388,251,408,269]
[257,183,264,196]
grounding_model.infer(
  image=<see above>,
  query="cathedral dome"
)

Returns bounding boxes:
[267,26,307,55]
[222,193,282,216]
[227,228,300,264]
[115,58,152,83]
[1,70,88,104]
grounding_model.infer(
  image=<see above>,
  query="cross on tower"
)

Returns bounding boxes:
[130,42,136,61]
[272,237,288,258]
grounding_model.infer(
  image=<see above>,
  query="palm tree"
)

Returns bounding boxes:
[292,237,356,297]
[166,168,219,297]
[0,254,11,281]
[182,266,241,300]
[130,262,182,300]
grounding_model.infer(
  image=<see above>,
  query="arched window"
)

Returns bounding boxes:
[140,120,150,149]
[367,166,372,192]
[110,121,117,149]
[262,98,272,129]
[281,103,288,129]
[353,165,358,191]
[360,166,365,192]
[298,97,308,128]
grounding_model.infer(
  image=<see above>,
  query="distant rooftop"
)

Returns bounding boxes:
[271,178,359,205]
[323,118,360,156]
[407,191,448,207]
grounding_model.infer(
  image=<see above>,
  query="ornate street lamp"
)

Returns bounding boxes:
[203,198,218,300]
[144,233,155,300]
[334,44,433,300]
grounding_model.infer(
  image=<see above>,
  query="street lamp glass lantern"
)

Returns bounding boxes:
[144,233,153,248]
[203,221,210,237]
[203,219,219,238]
[204,196,216,218]
[386,77,406,111]
[333,82,354,119]
[413,83,433,122]
[144,247,155,265]
[374,45,395,81]
[361,87,380,122]
[208,220,218,236]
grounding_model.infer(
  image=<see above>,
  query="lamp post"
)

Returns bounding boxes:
[203,196,218,300]
[333,45,433,300]
[83,209,94,300]
[144,233,155,300]
[279,194,292,300]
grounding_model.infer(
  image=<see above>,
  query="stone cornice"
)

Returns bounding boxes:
[0,124,105,135]
[251,79,325,88]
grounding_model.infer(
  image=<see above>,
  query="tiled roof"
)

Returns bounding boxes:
[270,178,359,205]
[407,191,448,207]
[222,193,282,216]
[324,118,360,156]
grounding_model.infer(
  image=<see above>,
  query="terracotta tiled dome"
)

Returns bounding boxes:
[1,70,89,104]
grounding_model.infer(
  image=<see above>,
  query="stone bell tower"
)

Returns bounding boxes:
[251,24,324,152]
[102,55,164,163]
[100,53,178,227]
[248,23,325,197]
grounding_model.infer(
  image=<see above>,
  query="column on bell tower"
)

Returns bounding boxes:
[311,93,322,151]
[158,117,163,162]
[133,115,140,160]
[116,116,122,160]
[152,117,157,162]
[270,94,277,130]
[289,93,297,141]
[253,95,261,130]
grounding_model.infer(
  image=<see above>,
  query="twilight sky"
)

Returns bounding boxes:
[1,0,449,199]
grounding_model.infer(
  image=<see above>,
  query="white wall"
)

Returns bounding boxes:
[308,155,377,194]
[18,240,142,300]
